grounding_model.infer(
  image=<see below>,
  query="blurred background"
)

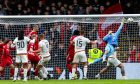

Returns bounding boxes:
[0,0,140,15]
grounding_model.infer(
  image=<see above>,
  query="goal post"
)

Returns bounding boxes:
[0,14,140,80]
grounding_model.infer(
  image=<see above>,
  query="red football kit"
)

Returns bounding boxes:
[28,31,40,63]
[66,35,77,73]
[0,44,13,67]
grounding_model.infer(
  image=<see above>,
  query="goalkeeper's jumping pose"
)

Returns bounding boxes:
[95,18,127,79]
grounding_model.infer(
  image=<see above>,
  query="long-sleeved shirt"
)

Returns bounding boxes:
[103,22,124,47]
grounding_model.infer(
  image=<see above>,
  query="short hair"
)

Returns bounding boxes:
[73,30,79,36]
[4,39,11,44]
[80,30,85,35]
[18,30,24,40]
[39,34,45,39]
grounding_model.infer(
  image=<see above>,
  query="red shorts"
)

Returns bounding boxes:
[66,53,74,63]
[28,52,40,63]
[0,56,13,67]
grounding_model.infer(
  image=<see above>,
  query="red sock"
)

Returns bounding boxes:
[34,69,38,76]
[10,69,14,77]
[27,69,30,76]
[66,64,72,73]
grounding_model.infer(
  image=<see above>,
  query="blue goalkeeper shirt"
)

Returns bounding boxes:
[103,22,124,47]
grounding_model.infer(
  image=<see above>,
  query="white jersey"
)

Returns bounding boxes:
[39,39,50,57]
[73,36,90,52]
[13,36,30,54]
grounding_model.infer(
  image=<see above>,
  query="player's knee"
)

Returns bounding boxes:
[118,63,124,68]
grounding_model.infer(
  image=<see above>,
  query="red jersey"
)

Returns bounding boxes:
[129,49,136,62]
[0,43,4,55]
[2,44,12,58]
[28,31,39,50]
[67,36,77,56]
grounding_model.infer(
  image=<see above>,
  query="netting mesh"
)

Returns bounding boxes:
[0,15,140,79]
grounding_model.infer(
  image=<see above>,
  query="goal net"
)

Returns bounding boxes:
[0,14,140,80]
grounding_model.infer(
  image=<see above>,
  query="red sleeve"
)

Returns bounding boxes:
[3,46,10,56]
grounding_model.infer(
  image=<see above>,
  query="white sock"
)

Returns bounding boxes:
[83,65,88,78]
[39,69,45,78]
[42,66,48,75]
[14,68,18,79]
[23,69,28,79]
[72,68,76,78]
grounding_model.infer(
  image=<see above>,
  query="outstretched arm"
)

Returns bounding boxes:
[115,19,125,37]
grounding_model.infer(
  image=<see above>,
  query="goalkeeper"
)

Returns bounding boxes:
[95,18,127,79]
[88,48,102,65]
[92,18,125,64]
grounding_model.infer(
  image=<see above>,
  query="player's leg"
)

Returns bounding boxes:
[81,52,88,79]
[95,58,111,79]
[113,58,126,79]
[21,55,29,81]
[66,55,73,73]
[13,56,21,81]
[8,57,14,79]
[41,57,51,79]
[71,53,79,79]
[9,64,14,79]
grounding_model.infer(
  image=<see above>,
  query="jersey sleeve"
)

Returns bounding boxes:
[86,38,90,43]
[13,38,17,44]
[25,37,30,42]
[39,41,43,48]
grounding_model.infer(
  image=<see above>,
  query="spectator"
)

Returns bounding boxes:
[78,6,85,14]
[16,4,23,15]
[128,45,137,62]
[93,0,100,14]
[60,6,67,15]
[51,6,56,15]
[100,6,105,14]
[57,2,62,10]
[83,0,90,9]
[0,4,6,15]
[73,0,79,14]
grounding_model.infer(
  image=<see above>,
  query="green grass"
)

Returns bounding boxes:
[1,80,140,84]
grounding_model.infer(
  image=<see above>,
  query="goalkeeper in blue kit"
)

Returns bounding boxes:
[95,18,127,79]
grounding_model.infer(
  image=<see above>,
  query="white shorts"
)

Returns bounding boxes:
[72,51,87,63]
[38,56,51,65]
[16,55,28,63]
[107,57,121,67]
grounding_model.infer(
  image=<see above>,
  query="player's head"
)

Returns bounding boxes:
[73,30,79,36]
[18,30,24,40]
[39,34,45,40]
[79,30,85,36]
[33,24,39,31]
[4,39,12,45]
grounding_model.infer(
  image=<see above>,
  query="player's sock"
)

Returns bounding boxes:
[42,66,48,75]
[41,66,49,79]
[72,68,76,79]
[35,69,39,76]
[83,65,87,78]
[27,69,30,77]
[10,69,14,77]
[93,58,102,64]
[66,64,72,73]
[102,54,107,62]
[39,69,45,78]
[23,69,28,79]
[14,68,19,80]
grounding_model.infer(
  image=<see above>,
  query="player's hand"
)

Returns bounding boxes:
[94,40,98,43]
[108,31,113,35]
[122,18,126,24]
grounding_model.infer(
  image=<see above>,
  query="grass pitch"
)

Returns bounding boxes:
[1,80,140,84]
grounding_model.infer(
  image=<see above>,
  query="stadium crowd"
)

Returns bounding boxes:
[0,0,139,15]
